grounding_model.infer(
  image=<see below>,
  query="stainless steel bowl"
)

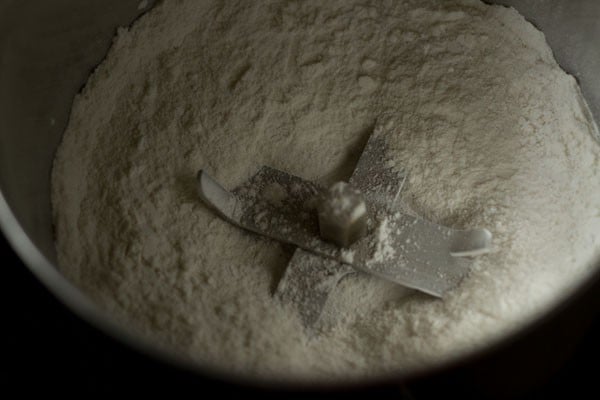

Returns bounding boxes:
[1,0,599,393]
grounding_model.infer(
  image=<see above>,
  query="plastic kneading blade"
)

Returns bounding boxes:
[196,123,492,332]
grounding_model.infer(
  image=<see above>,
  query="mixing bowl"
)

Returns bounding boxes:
[1,0,599,395]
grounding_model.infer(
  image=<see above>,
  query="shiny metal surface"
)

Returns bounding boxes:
[0,0,598,385]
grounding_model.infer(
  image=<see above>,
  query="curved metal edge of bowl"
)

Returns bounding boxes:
[3,183,600,392]
[1,0,600,393]
[0,187,410,390]
[0,191,225,383]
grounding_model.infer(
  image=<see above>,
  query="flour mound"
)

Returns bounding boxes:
[52,0,600,381]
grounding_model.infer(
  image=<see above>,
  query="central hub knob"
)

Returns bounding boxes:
[317,181,368,248]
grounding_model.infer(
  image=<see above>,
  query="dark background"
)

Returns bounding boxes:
[2,232,598,399]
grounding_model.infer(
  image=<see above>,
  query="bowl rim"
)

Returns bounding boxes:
[2,187,599,391]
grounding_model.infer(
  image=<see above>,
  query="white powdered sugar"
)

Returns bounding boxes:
[372,216,396,263]
[51,0,600,381]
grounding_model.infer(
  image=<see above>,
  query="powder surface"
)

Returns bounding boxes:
[51,0,600,381]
